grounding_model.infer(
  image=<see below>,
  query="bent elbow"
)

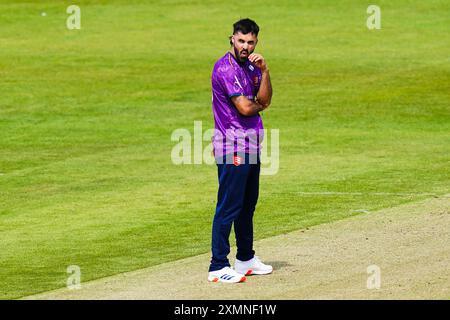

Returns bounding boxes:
[260,101,271,110]
[256,97,271,110]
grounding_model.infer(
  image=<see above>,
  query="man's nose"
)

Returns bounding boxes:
[242,43,248,50]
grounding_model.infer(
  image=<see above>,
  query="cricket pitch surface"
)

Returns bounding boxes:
[25,195,449,300]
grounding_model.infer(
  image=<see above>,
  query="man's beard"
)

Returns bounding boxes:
[234,46,250,63]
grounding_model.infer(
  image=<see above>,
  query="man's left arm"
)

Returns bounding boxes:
[249,53,272,109]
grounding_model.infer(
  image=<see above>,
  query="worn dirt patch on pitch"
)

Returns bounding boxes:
[25,195,450,299]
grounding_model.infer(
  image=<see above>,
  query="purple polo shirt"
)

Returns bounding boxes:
[211,52,264,157]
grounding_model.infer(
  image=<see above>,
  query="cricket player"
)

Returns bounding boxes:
[208,18,273,283]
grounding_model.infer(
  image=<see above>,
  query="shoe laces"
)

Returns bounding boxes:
[223,266,240,276]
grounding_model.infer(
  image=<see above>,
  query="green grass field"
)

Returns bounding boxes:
[0,0,449,299]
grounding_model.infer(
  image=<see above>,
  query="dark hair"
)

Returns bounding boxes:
[230,18,259,45]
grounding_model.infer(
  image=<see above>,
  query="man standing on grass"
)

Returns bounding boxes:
[208,18,273,283]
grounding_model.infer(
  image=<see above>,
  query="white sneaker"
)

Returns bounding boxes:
[235,256,273,276]
[208,266,246,283]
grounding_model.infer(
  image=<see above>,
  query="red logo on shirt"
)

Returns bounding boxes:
[233,155,243,166]
[253,76,259,86]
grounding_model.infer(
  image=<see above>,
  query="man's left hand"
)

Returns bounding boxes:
[248,53,268,72]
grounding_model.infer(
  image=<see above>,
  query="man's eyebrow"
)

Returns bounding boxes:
[237,39,255,43]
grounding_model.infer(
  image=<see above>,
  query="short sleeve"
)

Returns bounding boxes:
[217,65,245,98]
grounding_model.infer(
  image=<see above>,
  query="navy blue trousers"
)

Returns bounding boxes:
[209,153,260,272]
